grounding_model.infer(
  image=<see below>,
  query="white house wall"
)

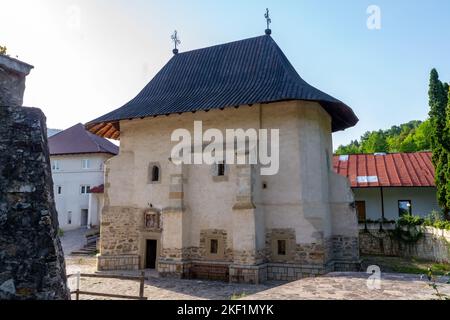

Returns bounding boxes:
[353,187,439,221]
[51,153,111,230]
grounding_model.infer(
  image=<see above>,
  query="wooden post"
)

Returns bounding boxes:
[139,271,145,299]
[379,187,385,231]
[76,272,81,300]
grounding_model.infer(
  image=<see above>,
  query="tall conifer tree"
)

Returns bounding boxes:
[428,69,449,218]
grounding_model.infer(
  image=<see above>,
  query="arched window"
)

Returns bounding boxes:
[148,163,161,184]
[152,166,160,182]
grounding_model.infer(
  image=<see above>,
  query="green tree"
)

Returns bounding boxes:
[428,69,449,219]
[361,130,388,153]
[445,84,450,216]
[335,120,429,155]
[399,133,418,152]
[413,120,432,151]
[0,45,6,55]
[335,140,361,155]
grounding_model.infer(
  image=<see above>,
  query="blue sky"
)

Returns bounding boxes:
[1,0,449,149]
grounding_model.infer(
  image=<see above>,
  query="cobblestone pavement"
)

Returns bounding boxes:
[66,257,280,300]
[65,258,450,300]
[244,272,450,300]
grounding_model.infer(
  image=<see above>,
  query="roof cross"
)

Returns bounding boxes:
[171,30,181,55]
[264,8,272,35]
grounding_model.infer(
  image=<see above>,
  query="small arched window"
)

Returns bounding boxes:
[148,162,161,184]
[152,166,160,182]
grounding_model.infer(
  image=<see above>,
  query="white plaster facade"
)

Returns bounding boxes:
[353,187,439,222]
[51,153,112,230]
[97,101,360,282]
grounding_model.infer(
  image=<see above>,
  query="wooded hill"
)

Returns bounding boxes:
[335,120,432,155]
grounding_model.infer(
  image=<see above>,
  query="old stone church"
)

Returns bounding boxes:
[86,33,360,283]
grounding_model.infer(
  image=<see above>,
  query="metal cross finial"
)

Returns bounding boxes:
[171,30,181,55]
[264,8,272,35]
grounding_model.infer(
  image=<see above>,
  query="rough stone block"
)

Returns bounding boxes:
[0,106,69,300]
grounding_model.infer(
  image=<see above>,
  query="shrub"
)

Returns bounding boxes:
[397,214,424,227]
[432,220,450,230]
[400,213,450,231]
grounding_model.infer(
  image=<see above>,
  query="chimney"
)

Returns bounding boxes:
[0,55,34,107]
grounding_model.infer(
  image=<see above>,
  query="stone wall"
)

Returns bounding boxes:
[359,227,450,263]
[0,106,69,300]
[0,55,33,106]
[100,206,141,256]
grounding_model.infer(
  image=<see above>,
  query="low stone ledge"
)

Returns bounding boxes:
[97,255,140,271]
[229,264,267,284]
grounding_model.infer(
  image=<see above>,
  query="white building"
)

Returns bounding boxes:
[48,123,119,230]
[333,152,439,224]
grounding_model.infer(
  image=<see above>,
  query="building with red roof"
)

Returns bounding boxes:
[333,152,439,223]
[48,124,119,231]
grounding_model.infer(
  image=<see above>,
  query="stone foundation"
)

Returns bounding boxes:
[331,236,360,261]
[97,226,360,283]
[229,264,267,284]
[158,260,192,279]
[267,263,328,281]
[100,206,142,256]
[191,262,230,282]
[157,259,360,284]
[97,255,140,271]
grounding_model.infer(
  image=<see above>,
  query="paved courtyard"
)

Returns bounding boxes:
[60,228,88,256]
[244,272,450,300]
[65,257,450,300]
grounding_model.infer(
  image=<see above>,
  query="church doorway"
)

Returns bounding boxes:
[145,240,157,269]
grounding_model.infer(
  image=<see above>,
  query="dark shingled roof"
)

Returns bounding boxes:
[86,35,358,139]
[49,123,119,156]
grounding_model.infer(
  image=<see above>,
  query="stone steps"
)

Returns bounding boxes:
[71,235,99,256]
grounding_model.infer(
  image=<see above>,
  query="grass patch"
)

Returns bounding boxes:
[362,255,450,276]
[231,292,248,300]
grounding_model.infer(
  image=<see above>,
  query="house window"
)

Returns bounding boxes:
[80,185,91,194]
[277,240,287,256]
[355,201,367,222]
[67,212,72,225]
[148,163,161,184]
[56,186,62,195]
[52,160,60,171]
[210,239,219,255]
[398,200,412,217]
[82,159,90,169]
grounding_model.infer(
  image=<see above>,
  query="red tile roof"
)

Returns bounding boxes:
[90,185,104,194]
[49,123,119,156]
[333,152,435,188]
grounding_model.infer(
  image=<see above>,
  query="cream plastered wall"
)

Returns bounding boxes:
[353,187,439,221]
[258,101,335,243]
[104,100,354,254]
